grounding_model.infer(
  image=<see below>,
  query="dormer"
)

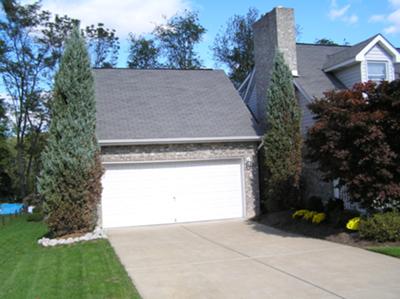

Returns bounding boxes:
[323,34,400,88]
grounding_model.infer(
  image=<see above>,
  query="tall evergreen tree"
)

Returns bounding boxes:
[38,27,103,236]
[263,51,302,211]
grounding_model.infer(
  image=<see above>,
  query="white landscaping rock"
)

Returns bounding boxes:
[37,227,107,247]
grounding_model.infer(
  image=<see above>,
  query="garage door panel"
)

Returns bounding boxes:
[101,159,244,228]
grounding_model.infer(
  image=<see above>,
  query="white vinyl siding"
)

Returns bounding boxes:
[297,90,314,136]
[361,44,395,82]
[101,159,244,228]
[334,63,362,88]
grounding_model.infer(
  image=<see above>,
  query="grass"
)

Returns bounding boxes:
[0,216,141,299]
[369,246,400,258]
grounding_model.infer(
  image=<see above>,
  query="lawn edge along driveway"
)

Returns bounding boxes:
[0,216,140,299]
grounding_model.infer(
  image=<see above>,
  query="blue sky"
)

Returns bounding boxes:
[21,0,400,69]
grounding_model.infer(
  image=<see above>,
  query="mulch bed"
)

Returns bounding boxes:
[258,210,400,248]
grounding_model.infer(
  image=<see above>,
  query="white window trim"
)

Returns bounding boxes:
[366,60,389,82]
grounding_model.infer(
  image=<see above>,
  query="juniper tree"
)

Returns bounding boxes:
[38,27,103,236]
[263,51,302,211]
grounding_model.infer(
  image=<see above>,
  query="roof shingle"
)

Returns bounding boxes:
[94,69,260,141]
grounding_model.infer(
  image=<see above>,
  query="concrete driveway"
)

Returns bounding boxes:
[107,220,400,299]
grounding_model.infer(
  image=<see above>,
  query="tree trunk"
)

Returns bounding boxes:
[16,142,26,199]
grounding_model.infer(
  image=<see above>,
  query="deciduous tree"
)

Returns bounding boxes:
[127,34,159,69]
[212,8,259,86]
[306,80,400,210]
[154,10,205,69]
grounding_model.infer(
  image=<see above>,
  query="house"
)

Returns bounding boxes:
[94,69,261,228]
[95,7,400,229]
[239,7,400,202]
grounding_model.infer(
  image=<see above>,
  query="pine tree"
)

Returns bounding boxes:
[38,27,103,237]
[263,51,302,211]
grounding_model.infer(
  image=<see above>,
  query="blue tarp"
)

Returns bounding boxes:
[0,203,24,215]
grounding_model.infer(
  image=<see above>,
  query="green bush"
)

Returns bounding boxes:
[325,198,344,213]
[27,207,44,222]
[27,211,44,222]
[305,196,324,212]
[359,212,400,242]
[328,208,358,228]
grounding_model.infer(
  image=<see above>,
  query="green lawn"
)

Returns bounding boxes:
[0,216,141,299]
[369,246,400,258]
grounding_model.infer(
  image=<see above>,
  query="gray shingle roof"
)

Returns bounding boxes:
[322,35,378,70]
[295,44,346,99]
[94,69,260,142]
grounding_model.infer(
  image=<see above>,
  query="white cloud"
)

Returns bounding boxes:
[389,0,400,7]
[345,14,359,24]
[23,0,191,37]
[384,8,400,33]
[367,1,400,35]
[328,0,358,24]
[369,14,385,23]
[329,4,350,20]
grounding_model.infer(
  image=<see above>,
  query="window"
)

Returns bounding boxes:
[367,61,387,82]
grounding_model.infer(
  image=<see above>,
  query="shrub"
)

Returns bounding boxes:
[292,209,308,219]
[306,80,400,211]
[359,212,400,242]
[305,196,324,212]
[27,208,44,222]
[303,210,317,221]
[325,198,344,213]
[312,212,326,224]
[327,208,358,228]
[346,217,360,231]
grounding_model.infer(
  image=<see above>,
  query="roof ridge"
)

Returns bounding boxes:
[325,34,379,58]
[296,42,349,48]
[92,67,217,71]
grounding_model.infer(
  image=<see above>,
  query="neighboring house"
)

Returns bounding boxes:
[239,7,400,202]
[94,69,261,228]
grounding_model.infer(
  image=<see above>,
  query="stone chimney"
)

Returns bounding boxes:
[253,7,297,127]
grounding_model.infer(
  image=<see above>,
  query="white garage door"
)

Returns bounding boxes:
[101,159,244,228]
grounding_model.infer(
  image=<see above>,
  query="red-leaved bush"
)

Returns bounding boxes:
[306,80,400,211]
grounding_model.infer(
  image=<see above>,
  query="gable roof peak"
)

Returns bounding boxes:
[323,34,400,72]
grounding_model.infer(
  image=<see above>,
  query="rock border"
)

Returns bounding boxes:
[38,227,106,247]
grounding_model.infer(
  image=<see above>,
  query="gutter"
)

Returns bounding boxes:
[99,136,262,146]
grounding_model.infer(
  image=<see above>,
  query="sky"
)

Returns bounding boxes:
[18,0,400,69]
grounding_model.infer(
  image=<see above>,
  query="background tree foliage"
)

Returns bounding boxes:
[85,23,120,68]
[314,38,338,45]
[0,0,119,199]
[212,8,259,86]
[154,10,205,69]
[38,27,103,236]
[306,80,400,211]
[0,0,53,197]
[0,98,13,197]
[127,34,159,69]
[263,51,302,211]
[126,10,205,69]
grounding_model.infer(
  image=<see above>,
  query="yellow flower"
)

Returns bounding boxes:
[292,209,309,219]
[312,212,326,224]
[303,211,317,221]
[346,217,360,230]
